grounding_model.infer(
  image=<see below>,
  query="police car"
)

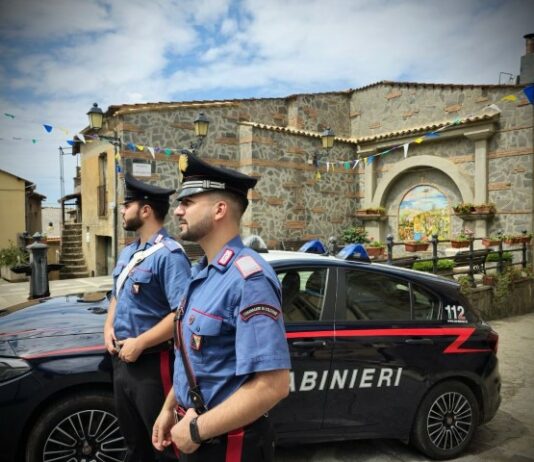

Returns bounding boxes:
[0,250,501,461]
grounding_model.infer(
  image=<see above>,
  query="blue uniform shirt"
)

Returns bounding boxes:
[173,236,291,409]
[112,228,191,340]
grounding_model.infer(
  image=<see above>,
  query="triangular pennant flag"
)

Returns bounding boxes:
[164,148,172,156]
[524,85,534,105]
[66,140,75,146]
[501,94,517,102]
[367,155,375,165]
[453,117,461,125]
[77,133,86,143]
[32,139,37,144]
[136,144,144,151]
[4,113,15,119]
[43,124,53,133]
[59,127,70,135]
[127,142,136,151]
[344,161,350,170]
[426,131,439,138]
[116,165,122,173]
[148,147,155,159]
[115,153,121,161]
[315,170,321,180]
[414,137,424,144]
[403,143,409,159]
[352,159,360,169]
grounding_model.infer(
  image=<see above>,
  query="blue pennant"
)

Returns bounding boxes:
[524,85,534,105]
[66,140,75,146]
[43,124,53,133]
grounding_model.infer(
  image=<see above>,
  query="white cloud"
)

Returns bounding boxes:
[1,0,533,203]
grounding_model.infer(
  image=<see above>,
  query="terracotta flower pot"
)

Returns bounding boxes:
[482,238,500,248]
[404,242,429,252]
[451,240,469,249]
[366,246,384,257]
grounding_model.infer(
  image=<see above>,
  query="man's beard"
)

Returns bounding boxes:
[123,212,143,232]
[179,213,213,242]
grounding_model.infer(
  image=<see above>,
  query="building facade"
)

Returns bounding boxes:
[76,38,534,276]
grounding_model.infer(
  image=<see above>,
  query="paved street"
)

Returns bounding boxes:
[1,278,533,461]
[276,312,534,461]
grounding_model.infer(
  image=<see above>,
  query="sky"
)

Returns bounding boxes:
[1,0,533,205]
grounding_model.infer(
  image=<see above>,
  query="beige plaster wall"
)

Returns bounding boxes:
[0,171,26,249]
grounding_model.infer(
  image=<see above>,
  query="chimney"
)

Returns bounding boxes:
[519,33,534,84]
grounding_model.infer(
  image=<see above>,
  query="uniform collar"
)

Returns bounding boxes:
[210,235,244,273]
[135,228,168,251]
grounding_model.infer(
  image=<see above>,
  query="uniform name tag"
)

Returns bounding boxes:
[240,304,280,321]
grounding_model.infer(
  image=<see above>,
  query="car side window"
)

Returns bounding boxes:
[345,270,411,321]
[344,270,440,321]
[278,268,327,322]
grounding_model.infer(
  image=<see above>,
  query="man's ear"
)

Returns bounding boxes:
[140,204,152,218]
[213,200,228,222]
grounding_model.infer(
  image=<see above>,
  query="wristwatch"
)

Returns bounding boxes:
[189,416,202,444]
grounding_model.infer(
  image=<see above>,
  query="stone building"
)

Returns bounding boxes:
[75,35,534,276]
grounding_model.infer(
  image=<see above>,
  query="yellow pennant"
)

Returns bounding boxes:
[136,145,144,151]
[501,95,517,102]
[315,170,321,180]
[414,137,424,144]
[179,154,188,172]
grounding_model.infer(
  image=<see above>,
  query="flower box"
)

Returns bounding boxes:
[404,242,429,252]
[366,246,385,257]
[450,240,470,249]
[482,238,500,248]
[517,235,532,244]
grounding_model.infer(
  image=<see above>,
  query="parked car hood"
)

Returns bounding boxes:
[0,292,110,358]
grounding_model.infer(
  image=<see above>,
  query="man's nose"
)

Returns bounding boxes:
[174,205,184,216]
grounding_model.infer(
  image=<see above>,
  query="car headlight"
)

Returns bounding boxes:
[0,357,31,382]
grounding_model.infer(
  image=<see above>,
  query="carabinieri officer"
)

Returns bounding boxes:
[152,153,291,461]
[104,173,191,462]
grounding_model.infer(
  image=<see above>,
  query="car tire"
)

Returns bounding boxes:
[411,380,479,460]
[25,392,127,462]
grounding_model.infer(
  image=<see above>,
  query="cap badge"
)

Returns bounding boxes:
[179,154,189,173]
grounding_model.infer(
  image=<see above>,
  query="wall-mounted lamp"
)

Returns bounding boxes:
[309,127,335,168]
[189,112,210,153]
[86,102,121,148]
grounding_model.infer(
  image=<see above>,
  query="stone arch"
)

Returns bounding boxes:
[372,155,473,206]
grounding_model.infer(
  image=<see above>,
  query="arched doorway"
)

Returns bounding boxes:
[398,185,450,241]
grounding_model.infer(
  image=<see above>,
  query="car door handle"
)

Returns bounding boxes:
[404,338,434,345]
[292,340,329,348]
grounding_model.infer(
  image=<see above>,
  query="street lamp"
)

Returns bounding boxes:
[310,127,335,167]
[189,112,210,152]
[87,103,121,148]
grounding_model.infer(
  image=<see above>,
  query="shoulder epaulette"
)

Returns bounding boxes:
[235,255,263,279]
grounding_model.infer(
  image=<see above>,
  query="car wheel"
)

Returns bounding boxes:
[25,392,127,462]
[411,380,479,460]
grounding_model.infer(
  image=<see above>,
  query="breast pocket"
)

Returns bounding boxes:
[185,309,224,358]
[129,269,152,295]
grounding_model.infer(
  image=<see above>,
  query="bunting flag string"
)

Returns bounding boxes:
[1,84,532,165]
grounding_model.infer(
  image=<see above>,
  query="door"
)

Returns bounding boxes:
[270,265,336,433]
[322,267,444,438]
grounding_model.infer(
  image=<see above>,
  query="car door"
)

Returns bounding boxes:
[269,264,336,433]
[322,266,446,438]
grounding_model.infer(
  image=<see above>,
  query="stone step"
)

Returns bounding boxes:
[63,223,82,229]
[60,262,87,269]
[60,270,90,280]
[60,257,86,264]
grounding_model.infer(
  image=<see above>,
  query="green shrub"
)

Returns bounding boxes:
[342,226,369,244]
[487,251,513,262]
[412,259,454,272]
[0,241,28,268]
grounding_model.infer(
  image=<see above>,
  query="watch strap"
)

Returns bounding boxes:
[190,416,202,444]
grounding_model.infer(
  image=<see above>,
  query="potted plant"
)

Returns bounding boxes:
[404,239,430,252]
[354,206,386,220]
[366,240,385,257]
[481,235,501,248]
[452,202,474,215]
[503,234,521,245]
[472,202,496,215]
[516,232,532,244]
[450,228,472,248]
[0,241,29,282]
[342,226,369,244]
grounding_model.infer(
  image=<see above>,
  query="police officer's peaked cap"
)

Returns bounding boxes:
[123,173,175,204]
[177,152,257,201]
